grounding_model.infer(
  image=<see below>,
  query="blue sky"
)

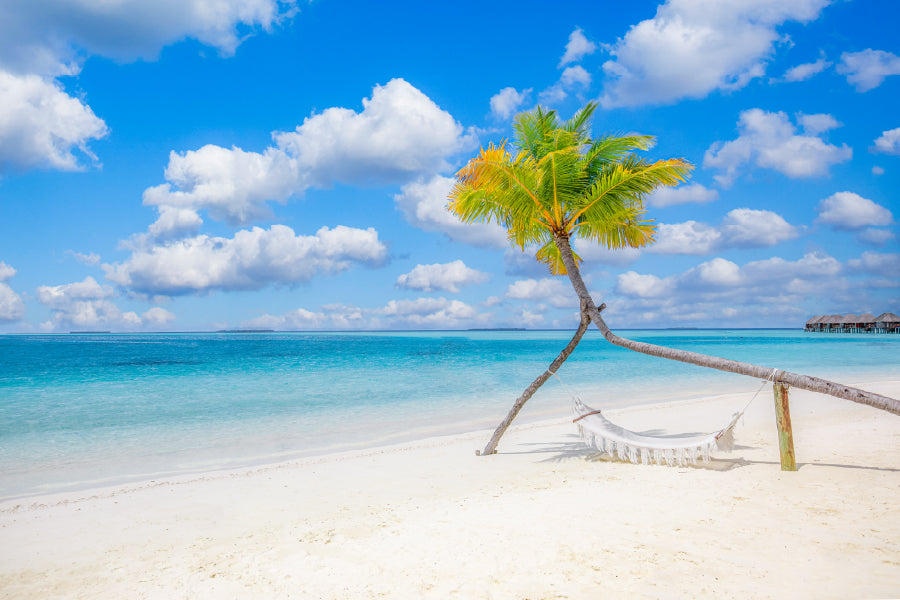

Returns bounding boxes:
[0,0,898,332]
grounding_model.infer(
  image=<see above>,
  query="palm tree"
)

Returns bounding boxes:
[450,103,899,456]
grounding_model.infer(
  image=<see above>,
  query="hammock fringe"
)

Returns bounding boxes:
[573,398,741,467]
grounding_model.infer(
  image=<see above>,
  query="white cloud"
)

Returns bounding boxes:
[847,252,900,278]
[872,166,885,176]
[0,262,15,281]
[538,83,568,105]
[506,278,577,308]
[816,192,894,230]
[857,228,895,246]
[143,144,300,228]
[560,65,591,87]
[650,208,798,255]
[104,224,388,296]
[394,175,508,248]
[574,243,642,267]
[872,127,900,155]
[490,87,531,120]
[0,0,291,174]
[609,251,847,327]
[691,257,742,286]
[599,0,830,108]
[539,67,592,106]
[781,56,832,82]
[704,108,851,187]
[243,297,488,331]
[797,113,840,135]
[615,271,675,298]
[275,79,475,186]
[719,208,799,247]
[0,0,290,77]
[0,283,24,323]
[36,276,142,331]
[559,27,596,67]
[142,307,176,327]
[646,182,718,208]
[66,250,101,266]
[0,261,25,323]
[145,79,475,232]
[396,260,488,293]
[837,49,900,92]
[651,221,721,255]
[0,70,108,173]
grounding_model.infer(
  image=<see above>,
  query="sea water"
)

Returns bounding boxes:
[1,329,898,501]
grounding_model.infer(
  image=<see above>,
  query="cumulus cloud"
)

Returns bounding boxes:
[856,228,895,246]
[559,27,596,67]
[815,192,894,230]
[36,276,142,331]
[599,0,830,108]
[837,49,900,92]
[560,65,591,87]
[610,251,847,327]
[646,182,718,208]
[650,208,799,255]
[797,113,840,135]
[142,306,176,327]
[396,260,488,293]
[144,79,475,236]
[0,0,290,77]
[0,71,108,173]
[104,224,388,296]
[780,56,832,82]
[394,175,508,248]
[242,297,488,331]
[872,166,885,176]
[0,261,25,323]
[0,262,16,281]
[506,278,577,308]
[872,127,900,155]
[574,243,642,268]
[490,87,531,120]
[615,271,674,298]
[704,108,851,187]
[847,252,900,278]
[66,250,101,266]
[0,0,291,174]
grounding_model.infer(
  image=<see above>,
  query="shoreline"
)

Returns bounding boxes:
[2,380,899,598]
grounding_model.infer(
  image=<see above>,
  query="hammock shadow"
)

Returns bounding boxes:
[497,434,752,471]
[714,458,900,473]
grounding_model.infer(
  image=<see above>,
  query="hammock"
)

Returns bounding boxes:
[572,396,743,466]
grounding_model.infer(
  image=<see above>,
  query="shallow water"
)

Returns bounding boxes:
[2,329,898,500]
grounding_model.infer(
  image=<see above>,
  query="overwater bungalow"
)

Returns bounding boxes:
[875,312,900,333]
[805,311,897,334]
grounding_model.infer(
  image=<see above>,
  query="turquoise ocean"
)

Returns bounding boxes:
[2,329,898,501]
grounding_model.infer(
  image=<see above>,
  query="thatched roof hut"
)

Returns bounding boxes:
[876,312,900,323]
[857,313,877,325]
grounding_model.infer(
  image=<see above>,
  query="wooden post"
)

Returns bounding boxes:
[773,382,797,471]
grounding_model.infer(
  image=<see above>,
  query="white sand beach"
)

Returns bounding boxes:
[2,380,899,599]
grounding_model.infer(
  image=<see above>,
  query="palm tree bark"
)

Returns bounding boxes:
[552,233,900,416]
[478,305,594,456]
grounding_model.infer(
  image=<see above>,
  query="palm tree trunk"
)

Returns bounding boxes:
[552,233,900,416]
[478,305,593,456]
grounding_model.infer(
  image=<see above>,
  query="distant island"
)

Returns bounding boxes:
[216,329,275,333]
[466,328,526,331]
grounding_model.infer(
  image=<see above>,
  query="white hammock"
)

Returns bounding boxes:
[572,397,742,466]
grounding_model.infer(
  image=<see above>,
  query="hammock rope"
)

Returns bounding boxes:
[551,368,778,466]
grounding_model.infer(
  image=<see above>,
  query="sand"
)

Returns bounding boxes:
[2,380,899,599]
